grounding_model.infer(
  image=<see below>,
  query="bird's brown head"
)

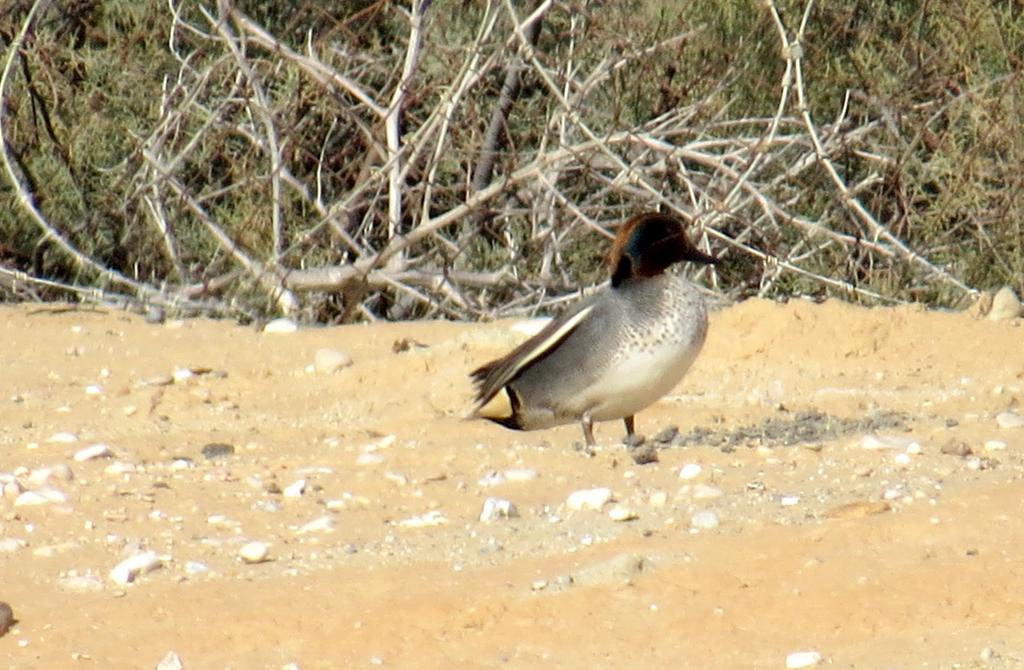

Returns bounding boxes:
[608,213,718,288]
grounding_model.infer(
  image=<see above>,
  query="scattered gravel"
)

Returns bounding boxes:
[673,410,909,450]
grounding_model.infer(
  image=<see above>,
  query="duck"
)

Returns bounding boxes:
[470,212,718,446]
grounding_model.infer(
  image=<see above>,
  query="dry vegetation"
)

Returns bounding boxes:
[0,0,1021,322]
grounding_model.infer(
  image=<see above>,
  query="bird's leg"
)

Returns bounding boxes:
[580,410,596,447]
[623,415,636,440]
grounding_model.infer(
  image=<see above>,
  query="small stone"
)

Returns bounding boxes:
[283,479,307,498]
[14,488,67,506]
[996,411,1024,429]
[0,538,27,553]
[860,434,919,450]
[143,375,174,387]
[356,453,385,466]
[155,651,184,670]
[144,305,166,325]
[653,426,679,444]
[29,463,74,485]
[314,348,353,374]
[780,495,801,506]
[894,452,912,465]
[988,286,1022,321]
[504,468,538,482]
[57,575,104,593]
[201,443,235,460]
[785,650,823,668]
[239,541,270,564]
[47,431,79,444]
[74,444,113,462]
[263,318,298,334]
[397,511,449,528]
[104,461,137,476]
[629,444,659,465]
[184,561,210,576]
[608,505,638,522]
[296,515,335,534]
[84,384,104,396]
[678,463,703,480]
[479,497,519,522]
[623,433,645,448]
[477,471,505,487]
[980,646,997,661]
[940,440,971,457]
[690,510,720,530]
[984,440,1007,452]
[172,368,193,383]
[566,487,613,511]
[692,484,724,500]
[827,501,891,519]
[110,551,164,585]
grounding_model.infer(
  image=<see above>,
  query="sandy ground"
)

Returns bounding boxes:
[1,298,1023,669]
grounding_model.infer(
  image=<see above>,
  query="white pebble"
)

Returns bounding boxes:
[894,453,912,465]
[155,651,184,670]
[263,318,298,334]
[109,551,164,585]
[477,471,505,487]
[296,515,335,534]
[690,510,720,530]
[283,479,307,498]
[860,434,918,450]
[74,444,113,462]
[356,453,385,466]
[314,348,353,374]
[648,491,668,507]
[785,650,823,668]
[566,487,613,511]
[29,464,74,486]
[504,468,539,482]
[906,442,923,455]
[984,440,1007,452]
[692,484,724,500]
[184,561,210,576]
[239,541,270,564]
[104,461,136,476]
[47,432,79,444]
[14,488,67,506]
[479,497,519,522]
[678,463,703,480]
[172,368,194,383]
[57,575,104,593]
[996,411,1024,429]
[988,286,1023,321]
[0,538,27,553]
[397,511,449,528]
[608,505,638,522]
[84,384,104,396]
[780,495,801,506]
